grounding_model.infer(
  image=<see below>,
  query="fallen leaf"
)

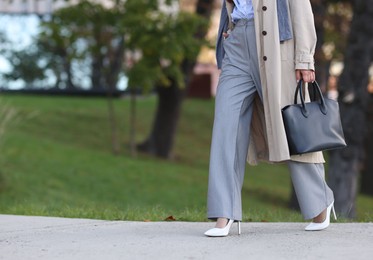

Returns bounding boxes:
[164,215,176,221]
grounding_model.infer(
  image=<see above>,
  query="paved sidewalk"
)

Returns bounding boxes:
[1,214,372,260]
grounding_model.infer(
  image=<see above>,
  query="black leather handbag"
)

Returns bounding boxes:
[281,80,347,155]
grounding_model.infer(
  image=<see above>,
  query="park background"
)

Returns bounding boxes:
[0,0,372,222]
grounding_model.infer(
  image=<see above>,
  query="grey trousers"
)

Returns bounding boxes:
[207,19,334,221]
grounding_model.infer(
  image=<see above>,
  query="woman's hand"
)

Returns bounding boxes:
[296,69,315,83]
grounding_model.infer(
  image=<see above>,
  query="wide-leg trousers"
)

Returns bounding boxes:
[207,19,334,221]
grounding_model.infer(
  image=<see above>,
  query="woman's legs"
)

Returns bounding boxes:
[287,161,334,220]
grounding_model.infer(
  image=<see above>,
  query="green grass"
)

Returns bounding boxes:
[0,94,372,222]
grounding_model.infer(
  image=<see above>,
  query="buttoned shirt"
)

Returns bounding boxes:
[231,0,254,22]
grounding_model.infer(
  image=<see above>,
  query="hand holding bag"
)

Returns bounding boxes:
[281,80,347,155]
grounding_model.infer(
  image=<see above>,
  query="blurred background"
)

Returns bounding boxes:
[0,0,372,222]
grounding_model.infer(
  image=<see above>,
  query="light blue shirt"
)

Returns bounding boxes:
[231,0,254,22]
[216,0,293,69]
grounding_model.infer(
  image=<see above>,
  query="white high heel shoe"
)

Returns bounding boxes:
[305,201,337,231]
[204,219,241,237]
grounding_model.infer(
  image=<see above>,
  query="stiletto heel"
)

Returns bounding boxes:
[305,201,336,231]
[237,221,241,235]
[204,219,240,237]
[332,205,337,220]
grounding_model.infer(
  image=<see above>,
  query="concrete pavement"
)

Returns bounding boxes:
[1,214,372,260]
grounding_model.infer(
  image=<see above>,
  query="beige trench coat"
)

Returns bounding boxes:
[224,0,324,165]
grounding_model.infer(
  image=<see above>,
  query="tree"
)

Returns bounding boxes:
[120,0,207,156]
[328,0,373,218]
[2,1,126,90]
[137,0,214,158]
[39,1,126,90]
[38,0,128,154]
[1,45,47,87]
[1,0,207,155]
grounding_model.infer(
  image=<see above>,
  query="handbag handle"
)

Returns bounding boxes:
[294,80,328,118]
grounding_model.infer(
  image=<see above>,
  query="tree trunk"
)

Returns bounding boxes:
[137,0,214,158]
[328,0,373,218]
[137,81,185,158]
[91,53,104,89]
[107,91,120,155]
[360,98,373,195]
[61,52,75,89]
[129,86,138,157]
[106,37,125,155]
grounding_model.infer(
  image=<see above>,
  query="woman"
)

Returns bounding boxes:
[204,0,336,237]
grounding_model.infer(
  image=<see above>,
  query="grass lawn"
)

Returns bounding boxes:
[0,94,372,222]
